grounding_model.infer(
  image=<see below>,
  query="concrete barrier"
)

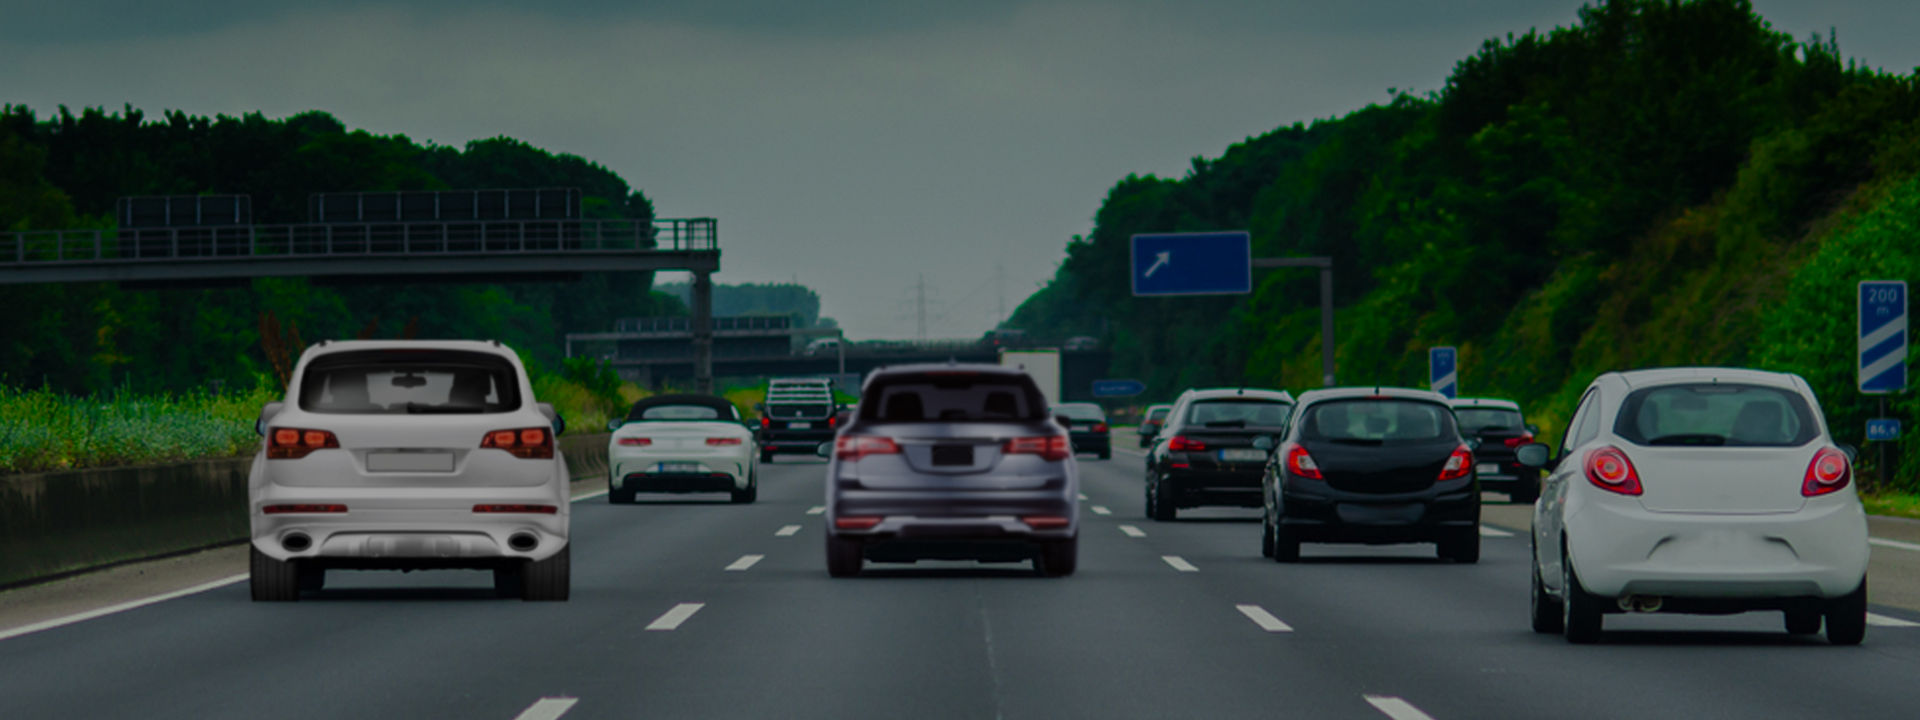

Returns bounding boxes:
[0,433,611,589]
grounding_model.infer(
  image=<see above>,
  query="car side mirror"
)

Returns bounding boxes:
[1465,437,1482,451]
[1838,443,1858,464]
[256,401,284,436]
[1525,423,1540,435]
[1251,435,1274,451]
[755,402,766,412]
[1515,443,1552,469]
[815,442,834,458]
[535,402,564,435]
[607,419,624,432]
[1055,415,1073,428]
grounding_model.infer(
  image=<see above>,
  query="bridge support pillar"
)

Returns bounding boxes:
[692,270,713,393]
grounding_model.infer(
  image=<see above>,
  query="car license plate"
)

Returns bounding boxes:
[1477,463,1498,474]
[366,451,454,472]
[1220,448,1266,462]
[659,462,702,474]
[791,422,812,429]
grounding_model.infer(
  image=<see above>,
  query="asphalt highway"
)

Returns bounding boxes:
[6,449,1920,719]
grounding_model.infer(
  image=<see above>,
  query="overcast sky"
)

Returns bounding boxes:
[3,0,1914,340]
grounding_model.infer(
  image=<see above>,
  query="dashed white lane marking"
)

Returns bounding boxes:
[1478,525,1515,538]
[1235,604,1293,632]
[1078,493,1088,501]
[775,525,802,537]
[1870,537,1920,553]
[725,555,764,571]
[1364,695,1437,720]
[1161,555,1199,572]
[0,574,248,642]
[1868,613,1920,627]
[806,505,826,515]
[1119,525,1147,538]
[512,697,579,720]
[1091,505,1112,516]
[646,603,705,631]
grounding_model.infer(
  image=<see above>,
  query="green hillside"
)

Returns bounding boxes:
[1007,0,1920,486]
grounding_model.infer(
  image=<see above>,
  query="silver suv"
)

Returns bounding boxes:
[821,363,1079,577]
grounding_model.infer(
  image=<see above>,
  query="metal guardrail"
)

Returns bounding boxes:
[0,217,716,264]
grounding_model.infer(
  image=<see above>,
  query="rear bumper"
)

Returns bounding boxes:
[616,472,743,493]
[1069,433,1110,452]
[1566,498,1868,600]
[762,430,834,453]
[833,515,1076,563]
[1164,469,1264,508]
[1277,481,1479,544]
[250,485,568,564]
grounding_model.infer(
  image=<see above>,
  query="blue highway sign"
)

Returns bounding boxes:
[1868,418,1901,442]
[1091,379,1147,398]
[1860,280,1907,393]
[1130,232,1252,297]
[1429,347,1457,399]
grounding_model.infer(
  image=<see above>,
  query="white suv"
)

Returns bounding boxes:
[249,340,571,601]
[1523,368,1866,644]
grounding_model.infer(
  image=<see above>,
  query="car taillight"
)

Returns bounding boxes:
[1005,435,1071,461]
[617,437,651,447]
[473,504,558,514]
[707,437,743,446]
[1284,444,1322,480]
[834,516,882,530]
[1584,445,1642,495]
[1168,436,1205,452]
[1503,432,1535,448]
[829,415,837,428]
[835,435,901,461]
[1092,423,1109,433]
[262,504,347,514]
[1438,444,1473,481]
[1023,515,1071,529]
[1803,447,1851,497]
[481,427,555,459]
[267,427,339,460]
[760,416,771,428]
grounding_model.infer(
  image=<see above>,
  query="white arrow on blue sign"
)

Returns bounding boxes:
[1130,232,1252,296]
[1860,280,1907,394]
[1091,379,1147,397]
[1429,346,1457,399]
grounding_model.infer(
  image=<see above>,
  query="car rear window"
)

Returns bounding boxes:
[860,372,1046,422]
[767,404,830,419]
[637,405,726,421]
[1302,399,1453,443]
[1613,383,1818,447]
[1147,408,1170,422]
[1456,408,1523,433]
[1056,404,1105,421]
[298,349,520,414]
[1184,400,1291,428]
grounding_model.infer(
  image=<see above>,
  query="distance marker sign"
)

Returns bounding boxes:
[1860,281,1907,394]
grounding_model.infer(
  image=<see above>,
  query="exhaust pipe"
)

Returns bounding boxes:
[281,533,312,552]
[507,533,539,552]
[1617,595,1664,613]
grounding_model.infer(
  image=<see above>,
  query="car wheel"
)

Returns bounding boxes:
[298,565,325,593]
[521,544,570,602]
[1510,480,1538,504]
[494,562,524,599]
[609,486,636,504]
[1562,551,1604,644]
[1785,608,1822,635]
[1438,527,1480,564]
[1530,548,1563,634]
[1150,476,1177,522]
[826,534,864,578]
[731,472,758,504]
[761,449,775,464]
[1098,449,1111,460]
[249,546,300,602]
[1038,537,1078,577]
[1271,521,1300,563]
[1825,579,1867,646]
[1260,505,1277,558]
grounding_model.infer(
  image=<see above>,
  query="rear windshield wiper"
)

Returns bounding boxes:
[1202,420,1248,428]
[404,402,486,414]
[1325,437,1384,446]
[1646,433,1726,446]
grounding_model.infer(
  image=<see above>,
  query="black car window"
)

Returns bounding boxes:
[299,350,519,414]
[1056,404,1105,421]
[767,404,830,419]
[637,405,725,421]
[1147,407,1170,422]
[1613,383,1817,447]
[1301,399,1453,443]
[861,372,1046,422]
[1456,408,1523,433]
[1185,400,1291,428]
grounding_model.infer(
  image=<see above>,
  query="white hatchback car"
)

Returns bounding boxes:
[1522,368,1867,644]
[607,394,759,504]
[250,340,571,602]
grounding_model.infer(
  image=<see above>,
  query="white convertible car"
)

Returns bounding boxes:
[608,394,760,504]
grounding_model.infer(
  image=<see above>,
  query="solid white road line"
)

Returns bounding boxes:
[511,697,579,720]
[1091,505,1113,516]
[1364,695,1438,720]
[806,505,826,515]
[1870,537,1920,553]
[725,555,764,571]
[646,603,705,631]
[1161,555,1199,572]
[1478,525,1515,538]
[571,488,609,501]
[775,525,803,537]
[1235,604,1293,632]
[0,573,248,642]
[1119,525,1147,538]
[1868,613,1920,628]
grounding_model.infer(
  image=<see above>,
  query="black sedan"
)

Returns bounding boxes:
[1054,402,1111,460]
[1448,397,1540,502]
[1261,387,1480,563]
[1145,388,1294,520]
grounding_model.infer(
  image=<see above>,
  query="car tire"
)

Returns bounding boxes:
[1260,506,1277,558]
[732,472,758,504]
[1098,449,1111,460]
[1150,476,1177,522]
[249,546,300,602]
[494,562,524,599]
[761,449,775,464]
[609,486,636,504]
[298,565,325,593]
[1271,522,1300,563]
[1038,537,1078,577]
[826,535,864,578]
[1438,527,1480,564]
[1562,551,1604,644]
[521,544,570,602]
[1825,579,1867,646]
[1530,549,1563,634]
[1510,480,1538,504]
[1785,608,1822,635]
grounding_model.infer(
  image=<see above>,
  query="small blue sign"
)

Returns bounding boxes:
[1091,379,1147,397]
[1860,280,1907,394]
[1130,232,1252,297]
[1869,418,1902,442]
[1429,346,1457,399]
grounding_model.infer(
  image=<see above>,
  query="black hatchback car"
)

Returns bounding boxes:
[1054,402,1111,459]
[1146,388,1295,520]
[1261,387,1480,563]
[1448,398,1540,502]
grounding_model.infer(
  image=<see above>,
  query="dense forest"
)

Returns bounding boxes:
[0,106,680,393]
[1007,0,1920,483]
[653,281,836,329]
